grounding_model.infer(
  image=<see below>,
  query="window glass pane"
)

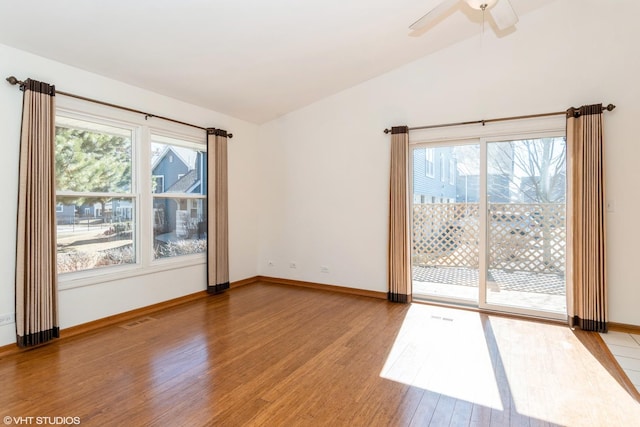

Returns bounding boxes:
[151,139,206,196]
[56,197,135,273]
[55,117,132,193]
[153,197,207,259]
[425,148,434,177]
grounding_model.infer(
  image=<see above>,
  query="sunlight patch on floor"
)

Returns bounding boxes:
[380,303,503,410]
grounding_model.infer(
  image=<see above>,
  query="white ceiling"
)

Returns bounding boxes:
[0,0,555,124]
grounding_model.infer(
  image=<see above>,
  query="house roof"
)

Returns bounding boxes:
[151,146,190,172]
[0,0,558,124]
[165,169,199,193]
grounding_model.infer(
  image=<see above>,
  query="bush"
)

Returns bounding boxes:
[155,239,206,258]
[57,251,100,273]
[57,245,134,273]
[96,246,135,266]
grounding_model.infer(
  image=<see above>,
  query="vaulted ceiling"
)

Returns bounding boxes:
[0,0,556,123]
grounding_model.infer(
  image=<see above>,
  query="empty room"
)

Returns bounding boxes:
[1,0,639,425]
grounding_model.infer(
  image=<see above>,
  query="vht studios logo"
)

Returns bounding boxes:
[3,416,81,425]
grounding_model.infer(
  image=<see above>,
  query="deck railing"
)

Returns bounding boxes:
[412,203,566,274]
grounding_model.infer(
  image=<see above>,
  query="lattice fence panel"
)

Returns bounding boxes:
[412,203,479,268]
[412,203,566,274]
[488,203,566,273]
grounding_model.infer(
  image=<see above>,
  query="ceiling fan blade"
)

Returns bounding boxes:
[489,0,519,30]
[409,0,460,31]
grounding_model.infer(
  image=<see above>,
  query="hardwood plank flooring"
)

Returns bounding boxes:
[1,282,639,426]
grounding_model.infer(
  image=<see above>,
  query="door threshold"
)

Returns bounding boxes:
[412,295,567,325]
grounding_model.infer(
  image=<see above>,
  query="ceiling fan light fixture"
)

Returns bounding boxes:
[464,0,498,10]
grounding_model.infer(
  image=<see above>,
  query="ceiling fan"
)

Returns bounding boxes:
[410,0,519,34]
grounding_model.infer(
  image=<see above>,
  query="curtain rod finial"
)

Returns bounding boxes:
[6,76,21,86]
[5,76,24,88]
[384,128,391,134]
[605,104,616,112]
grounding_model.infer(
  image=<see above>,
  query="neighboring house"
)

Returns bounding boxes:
[413,147,457,204]
[151,146,206,239]
[55,200,132,224]
[151,146,191,194]
[55,203,76,225]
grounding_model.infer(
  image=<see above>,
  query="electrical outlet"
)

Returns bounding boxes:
[0,312,15,327]
[289,262,297,269]
[320,266,329,274]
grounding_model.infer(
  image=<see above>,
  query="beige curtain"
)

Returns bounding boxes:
[388,126,411,303]
[15,79,59,347]
[567,104,607,332]
[206,129,230,294]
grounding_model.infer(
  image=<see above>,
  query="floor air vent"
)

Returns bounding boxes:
[119,316,157,330]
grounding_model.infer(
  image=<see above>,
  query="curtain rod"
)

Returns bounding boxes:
[383,104,616,134]
[5,76,233,138]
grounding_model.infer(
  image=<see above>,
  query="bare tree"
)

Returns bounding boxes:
[489,137,566,203]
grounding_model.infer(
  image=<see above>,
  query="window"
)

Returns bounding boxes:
[440,153,446,182]
[152,175,165,193]
[55,116,135,274]
[449,159,456,185]
[425,148,434,177]
[151,134,207,260]
[55,105,207,281]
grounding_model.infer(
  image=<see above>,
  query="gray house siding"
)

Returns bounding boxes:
[413,147,457,203]
[152,148,190,193]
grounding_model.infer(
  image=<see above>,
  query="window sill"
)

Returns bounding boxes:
[58,254,206,291]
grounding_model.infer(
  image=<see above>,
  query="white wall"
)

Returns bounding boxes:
[257,0,640,325]
[0,44,260,346]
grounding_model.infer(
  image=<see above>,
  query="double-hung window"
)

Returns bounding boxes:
[54,101,207,284]
[55,116,135,274]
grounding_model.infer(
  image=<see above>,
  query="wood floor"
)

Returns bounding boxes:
[1,282,639,426]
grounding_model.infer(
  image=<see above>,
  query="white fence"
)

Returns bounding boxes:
[412,203,566,274]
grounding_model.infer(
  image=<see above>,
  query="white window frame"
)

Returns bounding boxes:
[56,97,207,291]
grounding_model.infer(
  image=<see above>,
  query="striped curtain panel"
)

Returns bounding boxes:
[567,104,607,332]
[15,79,60,347]
[388,126,411,303]
[206,129,230,294]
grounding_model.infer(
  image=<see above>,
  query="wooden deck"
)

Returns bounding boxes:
[1,282,638,426]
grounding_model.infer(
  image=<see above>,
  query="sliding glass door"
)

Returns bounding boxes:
[411,141,481,304]
[411,136,567,319]
[484,137,567,316]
